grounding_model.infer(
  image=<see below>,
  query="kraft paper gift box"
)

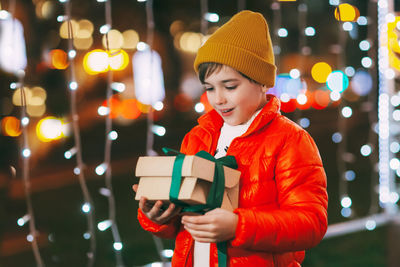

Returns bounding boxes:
[134,155,241,211]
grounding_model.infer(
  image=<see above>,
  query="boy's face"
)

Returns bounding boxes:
[203,65,268,126]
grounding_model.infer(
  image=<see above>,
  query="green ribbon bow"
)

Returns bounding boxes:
[162,147,238,267]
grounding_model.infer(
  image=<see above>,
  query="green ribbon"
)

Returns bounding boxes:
[162,147,237,267]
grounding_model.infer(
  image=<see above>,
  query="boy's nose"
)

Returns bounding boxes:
[215,89,226,105]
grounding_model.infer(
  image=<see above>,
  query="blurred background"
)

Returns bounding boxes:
[0,0,399,266]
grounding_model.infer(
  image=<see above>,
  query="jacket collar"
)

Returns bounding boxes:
[197,94,281,136]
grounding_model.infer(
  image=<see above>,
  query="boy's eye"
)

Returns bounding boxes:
[205,87,214,91]
[226,85,237,90]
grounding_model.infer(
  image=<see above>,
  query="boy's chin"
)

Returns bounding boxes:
[222,118,241,126]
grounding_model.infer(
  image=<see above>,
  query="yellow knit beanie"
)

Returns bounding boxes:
[194,10,276,87]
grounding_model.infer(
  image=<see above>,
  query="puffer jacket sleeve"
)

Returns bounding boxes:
[137,209,181,239]
[231,130,328,252]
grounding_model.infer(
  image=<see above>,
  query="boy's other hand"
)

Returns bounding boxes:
[181,208,238,243]
[132,184,181,225]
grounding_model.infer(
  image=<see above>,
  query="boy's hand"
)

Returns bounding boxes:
[132,184,181,225]
[181,208,238,243]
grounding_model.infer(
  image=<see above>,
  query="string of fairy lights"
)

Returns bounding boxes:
[4,0,44,265]
[3,0,400,264]
[271,0,396,227]
[366,0,379,215]
[96,0,125,266]
[59,0,97,266]
[18,72,45,267]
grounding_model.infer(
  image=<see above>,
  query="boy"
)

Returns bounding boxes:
[134,10,328,266]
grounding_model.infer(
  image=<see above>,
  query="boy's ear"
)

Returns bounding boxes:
[262,85,269,93]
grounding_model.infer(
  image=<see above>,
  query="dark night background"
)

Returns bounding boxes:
[0,0,396,266]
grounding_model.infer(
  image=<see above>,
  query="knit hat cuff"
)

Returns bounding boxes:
[194,42,277,88]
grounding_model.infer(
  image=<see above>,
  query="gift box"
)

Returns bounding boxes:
[135,154,241,211]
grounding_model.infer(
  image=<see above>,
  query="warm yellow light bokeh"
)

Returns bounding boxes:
[178,32,204,53]
[27,104,46,117]
[83,49,109,75]
[83,49,129,74]
[30,87,47,106]
[12,87,47,106]
[12,87,32,106]
[36,116,65,142]
[109,49,129,71]
[334,3,360,22]
[122,30,140,50]
[50,49,69,69]
[36,1,54,19]
[77,19,94,38]
[74,36,93,50]
[388,17,400,71]
[170,20,184,36]
[311,62,332,83]
[1,116,21,137]
[59,19,79,39]
[102,29,124,49]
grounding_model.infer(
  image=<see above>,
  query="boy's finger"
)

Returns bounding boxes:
[183,221,212,232]
[132,184,138,192]
[140,197,151,212]
[148,200,164,218]
[182,214,209,225]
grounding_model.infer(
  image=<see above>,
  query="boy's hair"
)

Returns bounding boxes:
[193,10,276,88]
[198,62,260,85]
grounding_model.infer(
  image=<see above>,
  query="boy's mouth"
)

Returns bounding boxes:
[220,108,234,115]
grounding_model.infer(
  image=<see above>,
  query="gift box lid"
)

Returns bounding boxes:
[135,155,240,188]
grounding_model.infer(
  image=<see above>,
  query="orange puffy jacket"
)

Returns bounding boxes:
[137,95,328,266]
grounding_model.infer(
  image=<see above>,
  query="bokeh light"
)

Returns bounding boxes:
[326,71,349,93]
[35,1,55,19]
[361,57,373,68]
[122,29,140,50]
[59,20,79,39]
[304,27,316,36]
[49,49,69,69]
[102,96,121,119]
[345,170,356,181]
[351,70,373,96]
[177,32,204,53]
[269,74,305,100]
[360,144,372,157]
[102,29,124,49]
[311,62,332,83]
[277,28,288,37]
[334,3,360,22]
[332,132,342,143]
[27,104,46,117]
[73,37,93,50]
[298,117,310,128]
[345,66,355,77]
[341,106,353,118]
[296,90,313,110]
[194,102,205,113]
[359,40,371,51]
[83,49,109,74]
[1,116,21,137]
[120,99,141,119]
[108,49,129,71]
[313,89,330,109]
[36,116,68,142]
[83,49,129,74]
[77,19,94,39]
